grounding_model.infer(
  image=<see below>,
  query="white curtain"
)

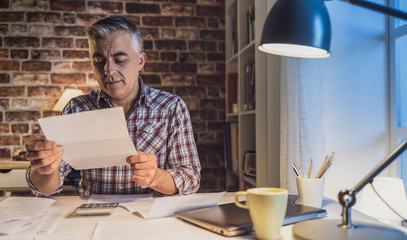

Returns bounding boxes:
[280,57,326,191]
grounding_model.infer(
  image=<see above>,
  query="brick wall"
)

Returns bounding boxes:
[0,0,226,192]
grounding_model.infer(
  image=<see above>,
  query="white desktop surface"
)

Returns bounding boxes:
[3,193,406,240]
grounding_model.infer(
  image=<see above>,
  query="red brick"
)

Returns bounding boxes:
[11,49,28,59]
[199,30,224,41]
[27,12,62,24]
[13,73,49,85]
[196,5,224,17]
[0,123,9,133]
[29,25,54,36]
[207,18,219,28]
[5,111,41,122]
[11,123,29,134]
[189,41,216,51]
[170,63,197,73]
[75,39,89,49]
[0,24,7,35]
[175,17,205,28]
[53,62,71,73]
[0,12,24,23]
[207,52,224,61]
[73,61,92,72]
[0,73,10,84]
[161,52,177,61]
[0,0,8,8]
[22,61,51,72]
[22,135,46,146]
[162,74,194,86]
[176,29,198,40]
[43,38,74,48]
[155,40,186,51]
[0,99,9,110]
[0,135,20,145]
[0,148,11,158]
[200,99,224,109]
[176,86,206,98]
[126,3,160,14]
[123,16,140,26]
[51,73,86,84]
[190,110,217,121]
[197,74,224,86]
[145,51,159,61]
[63,13,76,24]
[208,86,222,98]
[142,74,161,85]
[50,0,85,12]
[31,124,42,134]
[55,26,87,37]
[28,87,62,97]
[198,63,216,74]
[10,25,28,35]
[4,37,40,47]
[63,50,89,59]
[0,49,8,58]
[142,17,173,27]
[11,0,47,11]
[0,87,24,97]
[88,2,123,14]
[162,4,194,16]
[32,50,61,60]
[143,40,153,50]
[12,99,29,110]
[179,52,205,62]
[140,28,159,40]
[161,29,176,39]
[143,63,169,73]
[76,14,107,26]
[0,61,19,71]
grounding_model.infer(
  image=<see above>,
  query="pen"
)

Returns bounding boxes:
[307,157,313,178]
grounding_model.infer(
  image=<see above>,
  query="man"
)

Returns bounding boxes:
[25,16,201,197]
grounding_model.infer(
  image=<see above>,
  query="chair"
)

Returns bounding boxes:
[358,177,407,225]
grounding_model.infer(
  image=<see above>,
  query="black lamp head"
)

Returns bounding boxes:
[258,0,332,58]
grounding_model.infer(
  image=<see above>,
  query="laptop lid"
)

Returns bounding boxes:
[174,201,327,237]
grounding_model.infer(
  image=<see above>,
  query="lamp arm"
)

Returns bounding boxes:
[342,0,407,20]
[337,139,407,228]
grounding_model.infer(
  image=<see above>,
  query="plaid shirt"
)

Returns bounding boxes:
[27,78,201,196]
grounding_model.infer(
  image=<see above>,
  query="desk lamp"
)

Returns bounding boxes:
[258,0,407,239]
[53,89,83,112]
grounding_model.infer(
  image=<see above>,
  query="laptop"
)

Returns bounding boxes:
[174,199,327,237]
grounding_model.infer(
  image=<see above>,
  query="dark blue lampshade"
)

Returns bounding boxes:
[258,0,332,58]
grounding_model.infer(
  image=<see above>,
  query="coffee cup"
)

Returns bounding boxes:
[235,188,288,240]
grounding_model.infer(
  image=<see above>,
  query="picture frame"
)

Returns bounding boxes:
[243,151,256,177]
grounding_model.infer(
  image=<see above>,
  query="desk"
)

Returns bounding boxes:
[0,160,30,197]
[3,193,404,240]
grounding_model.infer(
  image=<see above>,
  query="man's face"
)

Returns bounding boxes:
[89,30,145,105]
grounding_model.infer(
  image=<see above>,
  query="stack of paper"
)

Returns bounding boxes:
[0,197,67,237]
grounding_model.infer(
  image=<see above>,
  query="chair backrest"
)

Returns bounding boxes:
[358,177,407,221]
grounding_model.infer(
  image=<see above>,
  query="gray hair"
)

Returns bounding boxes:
[86,16,143,54]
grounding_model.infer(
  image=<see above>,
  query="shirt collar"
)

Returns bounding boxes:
[96,76,149,109]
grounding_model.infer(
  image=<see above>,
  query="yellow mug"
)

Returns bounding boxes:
[235,188,288,240]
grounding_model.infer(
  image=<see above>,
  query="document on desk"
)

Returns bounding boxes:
[0,197,57,235]
[122,192,226,219]
[38,107,137,170]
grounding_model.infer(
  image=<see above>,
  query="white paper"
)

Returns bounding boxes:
[145,192,225,219]
[38,107,137,170]
[0,197,56,236]
[87,194,153,204]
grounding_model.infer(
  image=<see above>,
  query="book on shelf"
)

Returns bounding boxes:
[245,63,255,111]
[247,6,255,44]
[226,72,238,114]
[223,121,239,173]
[230,122,239,173]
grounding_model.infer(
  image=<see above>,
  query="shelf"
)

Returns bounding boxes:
[243,175,256,187]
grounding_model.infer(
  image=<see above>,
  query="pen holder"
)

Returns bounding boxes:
[296,177,325,208]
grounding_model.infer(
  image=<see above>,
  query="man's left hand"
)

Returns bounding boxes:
[127,151,158,188]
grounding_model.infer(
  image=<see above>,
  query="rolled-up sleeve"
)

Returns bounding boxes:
[25,160,72,197]
[166,99,201,195]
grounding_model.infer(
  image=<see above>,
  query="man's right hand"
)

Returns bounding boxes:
[25,140,63,175]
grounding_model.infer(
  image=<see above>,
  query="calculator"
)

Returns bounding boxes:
[76,202,120,216]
